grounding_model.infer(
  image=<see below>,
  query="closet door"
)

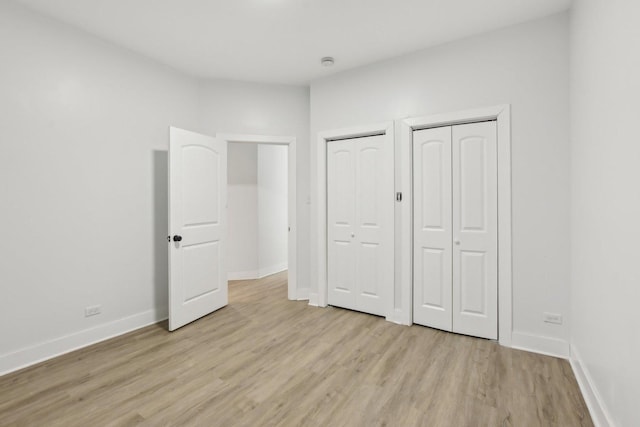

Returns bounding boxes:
[452,122,498,340]
[354,134,393,316]
[412,126,453,331]
[327,140,357,310]
[327,134,393,317]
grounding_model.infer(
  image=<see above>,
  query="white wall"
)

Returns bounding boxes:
[0,1,310,375]
[310,13,571,355]
[258,145,289,277]
[0,1,201,373]
[227,144,259,277]
[198,80,310,291]
[570,0,640,425]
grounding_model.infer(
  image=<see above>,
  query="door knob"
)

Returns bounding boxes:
[173,235,183,242]
[351,232,355,238]
[454,240,460,245]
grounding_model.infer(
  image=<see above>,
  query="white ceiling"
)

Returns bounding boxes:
[15,0,572,85]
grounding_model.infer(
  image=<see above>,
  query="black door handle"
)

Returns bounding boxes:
[173,235,183,242]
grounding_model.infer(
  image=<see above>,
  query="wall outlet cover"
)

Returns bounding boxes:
[543,312,562,324]
[85,305,102,317]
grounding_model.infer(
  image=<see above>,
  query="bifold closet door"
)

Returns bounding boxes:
[452,122,497,340]
[413,121,498,340]
[327,134,393,317]
[413,126,453,331]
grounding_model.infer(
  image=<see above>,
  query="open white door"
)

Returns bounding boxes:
[169,127,227,331]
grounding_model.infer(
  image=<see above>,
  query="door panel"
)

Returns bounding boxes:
[452,121,497,339]
[182,146,220,226]
[359,242,379,296]
[460,137,486,231]
[355,135,393,316]
[420,248,445,308]
[169,127,227,331]
[413,126,453,331]
[327,140,357,309]
[357,147,379,226]
[459,250,486,314]
[182,242,221,302]
[327,134,393,317]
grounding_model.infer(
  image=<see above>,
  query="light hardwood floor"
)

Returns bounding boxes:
[0,272,592,426]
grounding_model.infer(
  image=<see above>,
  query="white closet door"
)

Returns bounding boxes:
[452,121,498,340]
[354,134,394,316]
[327,134,393,317]
[327,140,357,310]
[412,126,453,331]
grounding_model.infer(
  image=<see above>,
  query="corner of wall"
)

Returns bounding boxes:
[510,331,570,359]
[569,344,615,427]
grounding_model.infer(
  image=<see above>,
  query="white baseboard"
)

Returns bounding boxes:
[0,308,167,377]
[570,344,615,427]
[228,270,260,281]
[387,308,411,325]
[228,264,288,281]
[510,331,570,359]
[296,287,310,301]
[308,292,319,307]
[258,263,288,279]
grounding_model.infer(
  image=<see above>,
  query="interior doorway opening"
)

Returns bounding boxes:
[218,133,298,300]
[227,143,289,281]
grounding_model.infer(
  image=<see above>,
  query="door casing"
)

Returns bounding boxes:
[400,105,512,346]
[314,122,395,322]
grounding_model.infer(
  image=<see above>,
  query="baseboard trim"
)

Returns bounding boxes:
[570,344,615,427]
[228,264,288,281]
[258,263,288,279]
[510,331,570,359]
[308,292,319,307]
[0,308,167,377]
[228,270,260,281]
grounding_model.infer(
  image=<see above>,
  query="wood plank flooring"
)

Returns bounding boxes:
[0,272,592,426]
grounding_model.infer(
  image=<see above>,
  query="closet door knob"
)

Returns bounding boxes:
[454,240,460,245]
[173,235,183,242]
[351,232,355,238]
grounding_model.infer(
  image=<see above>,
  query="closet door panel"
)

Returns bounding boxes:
[327,134,393,317]
[452,121,498,340]
[327,140,357,310]
[412,126,453,331]
[355,135,393,316]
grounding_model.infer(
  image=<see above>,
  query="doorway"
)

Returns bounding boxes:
[315,122,395,320]
[227,143,288,281]
[168,129,298,331]
[399,104,512,346]
[218,133,298,300]
[412,121,498,340]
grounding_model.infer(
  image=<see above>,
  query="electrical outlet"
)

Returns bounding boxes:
[85,305,101,317]
[543,312,562,324]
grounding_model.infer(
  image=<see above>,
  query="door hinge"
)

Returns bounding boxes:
[396,192,402,202]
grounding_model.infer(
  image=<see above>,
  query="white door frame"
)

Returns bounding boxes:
[217,133,298,300]
[399,104,512,346]
[314,121,395,321]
